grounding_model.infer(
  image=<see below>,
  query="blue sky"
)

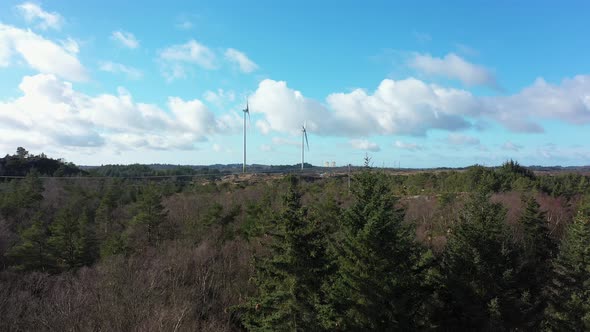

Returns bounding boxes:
[1,1,589,167]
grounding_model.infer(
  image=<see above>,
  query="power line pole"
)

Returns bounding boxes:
[243,109,246,173]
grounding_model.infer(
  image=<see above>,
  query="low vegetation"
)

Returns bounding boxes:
[1,150,590,331]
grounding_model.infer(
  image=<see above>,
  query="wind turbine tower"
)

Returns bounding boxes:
[301,122,309,170]
[242,100,250,173]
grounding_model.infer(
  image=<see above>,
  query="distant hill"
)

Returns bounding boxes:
[80,162,316,177]
[0,147,86,177]
[528,165,590,173]
[5,146,590,178]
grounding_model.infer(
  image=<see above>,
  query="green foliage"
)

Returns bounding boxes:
[517,195,555,329]
[385,160,590,197]
[99,232,130,258]
[95,185,118,237]
[438,192,457,208]
[0,170,44,216]
[0,147,85,177]
[544,211,590,331]
[130,185,168,246]
[241,176,333,331]
[203,203,224,226]
[330,169,431,330]
[48,208,97,270]
[20,169,44,205]
[239,201,267,240]
[6,215,53,272]
[202,202,242,241]
[4,151,590,330]
[16,147,29,159]
[88,163,222,178]
[76,210,98,265]
[436,191,525,330]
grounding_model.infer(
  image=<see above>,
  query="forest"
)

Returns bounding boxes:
[1,149,590,331]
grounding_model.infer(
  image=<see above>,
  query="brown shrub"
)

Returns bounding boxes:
[0,239,253,331]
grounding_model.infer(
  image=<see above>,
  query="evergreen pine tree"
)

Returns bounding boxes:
[1,170,44,219]
[75,209,98,267]
[95,184,118,236]
[330,167,431,330]
[241,176,333,331]
[131,185,167,246]
[436,191,523,330]
[544,211,590,331]
[49,208,79,270]
[517,195,555,329]
[48,205,98,270]
[20,168,44,207]
[6,215,53,272]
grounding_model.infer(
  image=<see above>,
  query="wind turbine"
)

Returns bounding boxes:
[242,100,250,173]
[301,122,309,171]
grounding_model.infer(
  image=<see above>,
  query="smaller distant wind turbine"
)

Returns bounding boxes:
[301,122,309,171]
[242,100,250,173]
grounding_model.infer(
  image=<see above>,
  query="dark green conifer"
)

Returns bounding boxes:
[20,168,44,207]
[7,215,53,272]
[241,176,333,331]
[544,211,590,331]
[330,167,430,330]
[48,206,96,270]
[131,184,167,246]
[75,209,98,266]
[437,191,523,330]
[517,195,555,329]
[48,208,79,270]
[95,183,119,236]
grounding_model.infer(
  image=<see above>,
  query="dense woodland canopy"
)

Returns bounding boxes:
[1,149,590,331]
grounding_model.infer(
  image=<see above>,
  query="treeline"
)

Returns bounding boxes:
[390,160,590,198]
[86,164,225,178]
[0,157,589,330]
[0,147,226,179]
[0,147,86,177]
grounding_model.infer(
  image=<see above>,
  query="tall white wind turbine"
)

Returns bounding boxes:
[242,100,250,173]
[301,122,309,171]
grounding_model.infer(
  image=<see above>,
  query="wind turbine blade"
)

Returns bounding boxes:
[304,129,309,151]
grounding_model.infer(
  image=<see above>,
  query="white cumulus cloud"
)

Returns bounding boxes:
[99,61,143,80]
[159,39,216,81]
[16,2,63,30]
[409,52,498,89]
[60,37,79,54]
[350,139,380,152]
[111,30,139,49]
[249,78,472,137]
[249,80,331,135]
[0,73,236,154]
[249,75,590,137]
[203,89,236,107]
[483,76,590,130]
[224,48,258,73]
[0,23,88,81]
[160,39,216,68]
